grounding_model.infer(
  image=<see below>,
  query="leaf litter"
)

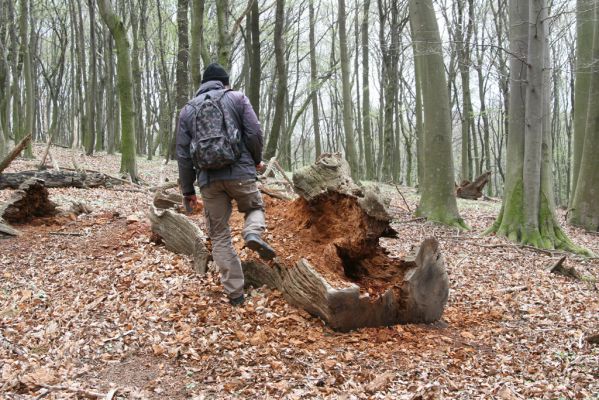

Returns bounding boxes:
[0,145,597,399]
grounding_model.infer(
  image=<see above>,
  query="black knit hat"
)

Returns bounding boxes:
[201,63,230,86]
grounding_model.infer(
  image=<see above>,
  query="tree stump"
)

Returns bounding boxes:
[149,154,449,330]
[0,178,58,237]
[456,171,491,200]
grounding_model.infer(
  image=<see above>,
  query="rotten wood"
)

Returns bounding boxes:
[456,171,491,200]
[243,238,448,331]
[0,133,32,174]
[0,178,57,224]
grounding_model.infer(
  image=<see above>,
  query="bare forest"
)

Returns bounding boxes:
[0,0,598,398]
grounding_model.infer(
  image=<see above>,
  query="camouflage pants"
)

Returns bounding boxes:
[199,179,265,298]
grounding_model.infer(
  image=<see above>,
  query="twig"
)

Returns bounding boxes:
[259,185,294,201]
[49,232,85,237]
[498,285,528,294]
[473,242,556,256]
[389,182,412,213]
[109,187,149,194]
[397,217,426,224]
[273,160,295,189]
[0,332,27,356]
[37,384,108,399]
[102,329,135,343]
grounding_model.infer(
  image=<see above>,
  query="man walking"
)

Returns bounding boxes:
[177,63,276,306]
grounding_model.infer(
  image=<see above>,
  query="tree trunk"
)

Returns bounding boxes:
[19,0,34,158]
[487,0,588,254]
[174,0,190,162]
[338,0,360,180]
[569,2,599,231]
[190,0,206,89]
[84,0,97,156]
[362,0,374,180]
[216,0,232,70]
[309,0,321,160]
[570,0,594,204]
[264,0,286,161]
[410,0,466,228]
[97,0,138,182]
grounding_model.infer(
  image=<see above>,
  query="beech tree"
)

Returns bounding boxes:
[410,0,466,228]
[487,0,587,253]
[97,0,138,182]
[569,1,599,232]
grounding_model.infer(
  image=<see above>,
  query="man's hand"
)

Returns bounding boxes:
[256,161,266,174]
[183,194,198,213]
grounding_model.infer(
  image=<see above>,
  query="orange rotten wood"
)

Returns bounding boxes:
[149,154,449,331]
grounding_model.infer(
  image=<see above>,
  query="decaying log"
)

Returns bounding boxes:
[0,178,58,237]
[148,205,209,274]
[0,178,57,223]
[0,134,32,174]
[456,171,491,200]
[149,153,450,330]
[244,238,448,330]
[0,170,125,189]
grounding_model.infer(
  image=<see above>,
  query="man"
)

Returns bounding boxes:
[176,63,276,306]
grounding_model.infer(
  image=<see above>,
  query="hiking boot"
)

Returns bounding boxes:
[229,294,245,307]
[245,234,276,261]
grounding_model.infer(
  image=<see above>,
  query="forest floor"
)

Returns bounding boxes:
[1,145,597,399]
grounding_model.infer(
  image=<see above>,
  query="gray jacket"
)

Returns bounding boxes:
[177,80,263,193]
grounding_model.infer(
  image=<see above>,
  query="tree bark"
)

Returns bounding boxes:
[570,0,594,203]
[487,0,588,254]
[190,0,206,89]
[19,0,34,158]
[569,2,599,231]
[84,0,97,156]
[264,0,287,161]
[97,0,138,182]
[338,0,359,180]
[410,0,466,228]
[309,0,321,159]
[362,0,374,180]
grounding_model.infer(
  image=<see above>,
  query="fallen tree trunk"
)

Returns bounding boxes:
[456,171,491,200]
[0,170,126,189]
[150,154,449,330]
[243,238,446,330]
[0,178,58,237]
